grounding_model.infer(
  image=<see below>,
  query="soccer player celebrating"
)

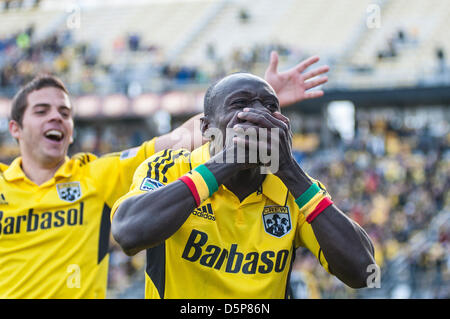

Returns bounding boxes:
[111,72,375,299]
[0,52,329,298]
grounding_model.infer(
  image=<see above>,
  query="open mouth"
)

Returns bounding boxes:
[44,129,64,142]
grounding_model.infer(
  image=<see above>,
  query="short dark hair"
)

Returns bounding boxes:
[10,74,69,126]
[203,72,252,118]
[203,79,220,118]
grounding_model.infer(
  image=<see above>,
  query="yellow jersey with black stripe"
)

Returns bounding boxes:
[0,139,155,299]
[111,143,332,299]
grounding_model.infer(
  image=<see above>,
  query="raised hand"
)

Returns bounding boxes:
[264,51,329,107]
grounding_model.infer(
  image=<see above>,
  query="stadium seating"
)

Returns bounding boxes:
[70,0,217,64]
[2,0,450,93]
[178,0,293,65]
[0,5,59,39]
[346,0,450,87]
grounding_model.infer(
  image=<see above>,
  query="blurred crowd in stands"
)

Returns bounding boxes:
[376,27,420,61]
[0,25,99,96]
[1,0,41,11]
[0,26,201,96]
[0,23,304,98]
[2,20,448,99]
[290,111,449,299]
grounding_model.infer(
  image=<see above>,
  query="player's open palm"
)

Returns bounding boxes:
[264,51,329,107]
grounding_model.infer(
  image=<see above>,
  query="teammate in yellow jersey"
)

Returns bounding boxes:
[111,72,376,299]
[0,52,330,298]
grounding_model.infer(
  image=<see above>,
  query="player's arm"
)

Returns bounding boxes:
[154,113,206,152]
[237,108,375,289]
[284,168,375,288]
[153,52,329,152]
[112,176,197,256]
[111,148,245,256]
[277,134,375,289]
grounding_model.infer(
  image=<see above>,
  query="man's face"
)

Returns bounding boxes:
[9,87,74,167]
[204,73,280,150]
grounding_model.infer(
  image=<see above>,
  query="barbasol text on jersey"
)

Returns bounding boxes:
[0,202,84,235]
[182,229,290,274]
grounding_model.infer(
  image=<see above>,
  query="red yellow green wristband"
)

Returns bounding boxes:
[294,182,333,222]
[295,183,321,208]
[179,164,219,207]
[194,164,219,196]
[306,197,333,223]
[179,175,201,206]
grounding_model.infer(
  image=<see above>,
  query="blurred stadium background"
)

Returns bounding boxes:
[0,0,449,299]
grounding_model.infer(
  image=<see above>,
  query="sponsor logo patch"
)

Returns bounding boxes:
[120,147,139,160]
[56,182,82,202]
[192,203,215,221]
[262,205,292,238]
[182,229,290,274]
[0,203,84,235]
[140,177,164,192]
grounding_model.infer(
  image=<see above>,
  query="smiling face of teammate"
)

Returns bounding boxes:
[8,75,74,168]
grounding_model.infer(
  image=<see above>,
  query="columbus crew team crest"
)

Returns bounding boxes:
[262,205,292,238]
[56,182,82,202]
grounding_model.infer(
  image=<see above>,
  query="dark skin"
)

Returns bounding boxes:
[112,73,376,289]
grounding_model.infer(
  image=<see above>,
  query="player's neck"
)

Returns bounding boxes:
[20,155,66,186]
[224,168,264,202]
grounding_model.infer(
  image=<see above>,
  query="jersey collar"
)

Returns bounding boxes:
[189,142,211,169]
[261,174,289,206]
[189,143,289,206]
[53,157,73,179]
[3,156,73,183]
[3,157,26,182]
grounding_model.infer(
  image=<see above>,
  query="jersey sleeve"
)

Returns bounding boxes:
[293,176,333,274]
[88,138,156,208]
[110,148,190,221]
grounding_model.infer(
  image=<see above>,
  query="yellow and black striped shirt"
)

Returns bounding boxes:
[111,143,332,299]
